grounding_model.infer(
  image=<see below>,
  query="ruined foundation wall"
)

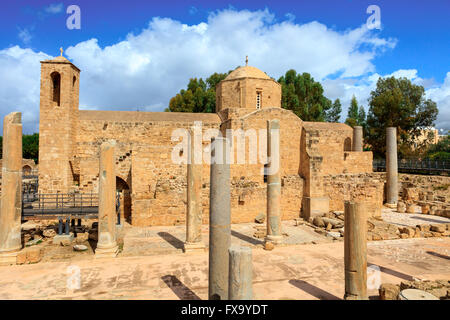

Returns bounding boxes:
[323,173,384,217]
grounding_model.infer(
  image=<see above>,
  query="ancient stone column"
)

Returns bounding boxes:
[95,140,118,258]
[352,126,363,152]
[184,128,205,252]
[265,120,282,244]
[228,245,253,300]
[208,136,231,300]
[386,127,398,205]
[344,201,368,300]
[0,112,23,265]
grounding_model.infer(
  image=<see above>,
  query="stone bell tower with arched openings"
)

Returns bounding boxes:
[38,49,80,193]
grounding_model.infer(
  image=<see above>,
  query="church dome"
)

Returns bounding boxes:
[225,65,271,81]
[51,56,71,63]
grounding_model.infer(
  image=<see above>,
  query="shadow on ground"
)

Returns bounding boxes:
[161,275,201,300]
[289,279,341,300]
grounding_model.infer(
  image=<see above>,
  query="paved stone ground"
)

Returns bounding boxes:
[381,208,450,228]
[0,237,448,299]
[121,221,331,256]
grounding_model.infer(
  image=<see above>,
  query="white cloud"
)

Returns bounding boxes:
[427,72,450,132]
[45,3,63,14]
[0,8,447,133]
[63,8,395,112]
[0,46,51,133]
[17,27,32,44]
[323,69,449,131]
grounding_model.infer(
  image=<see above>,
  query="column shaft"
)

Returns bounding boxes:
[96,140,118,257]
[208,137,231,300]
[352,126,363,152]
[184,129,204,252]
[386,127,398,204]
[266,120,282,244]
[228,245,253,300]
[344,201,368,300]
[0,112,23,263]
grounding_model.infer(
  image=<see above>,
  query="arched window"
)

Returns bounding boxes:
[73,76,76,87]
[50,72,61,106]
[344,137,352,151]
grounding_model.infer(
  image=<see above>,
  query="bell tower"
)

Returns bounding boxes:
[38,50,80,193]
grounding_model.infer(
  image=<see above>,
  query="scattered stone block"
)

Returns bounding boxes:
[53,233,74,246]
[397,201,406,213]
[313,216,325,228]
[379,283,400,300]
[254,213,265,224]
[421,205,430,214]
[43,229,56,238]
[264,242,274,251]
[430,224,445,233]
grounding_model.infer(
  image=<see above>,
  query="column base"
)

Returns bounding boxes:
[53,233,74,245]
[183,242,206,253]
[265,235,283,245]
[95,245,119,258]
[0,251,19,266]
[385,203,397,209]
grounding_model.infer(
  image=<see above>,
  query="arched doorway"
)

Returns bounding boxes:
[116,177,131,224]
[22,165,32,175]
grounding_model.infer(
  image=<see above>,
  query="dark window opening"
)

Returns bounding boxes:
[51,72,61,106]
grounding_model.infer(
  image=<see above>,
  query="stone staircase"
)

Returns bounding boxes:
[79,150,132,192]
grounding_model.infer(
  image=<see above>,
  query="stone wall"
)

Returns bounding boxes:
[323,173,384,217]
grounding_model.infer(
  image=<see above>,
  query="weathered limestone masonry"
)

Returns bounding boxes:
[39,56,79,194]
[386,127,398,205]
[228,245,253,300]
[184,128,205,252]
[95,140,119,258]
[0,112,22,265]
[265,119,282,244]
[38,56,377,226]
[323,174,384,218]
[209,137,231,300]
[344,201,368,300]
[301,123,374,220]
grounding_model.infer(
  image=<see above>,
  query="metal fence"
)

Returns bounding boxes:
[373,159,450,175]
[22,192,99,220]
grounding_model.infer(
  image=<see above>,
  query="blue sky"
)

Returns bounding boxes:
[0,0,449,133]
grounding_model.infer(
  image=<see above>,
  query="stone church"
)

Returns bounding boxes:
[38,55,383,226]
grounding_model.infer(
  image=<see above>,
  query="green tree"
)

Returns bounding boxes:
[425,135,450,160]
[0,133,39,163]
[22,133,39,163]
[325,98,342,122]
[345,95,360,127]
[166,72,229,113]
[278,70,332,121]
[358,105,366,126]
[366,76,439,158]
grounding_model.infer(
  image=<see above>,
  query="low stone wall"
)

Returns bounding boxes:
[323,173,384,217]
